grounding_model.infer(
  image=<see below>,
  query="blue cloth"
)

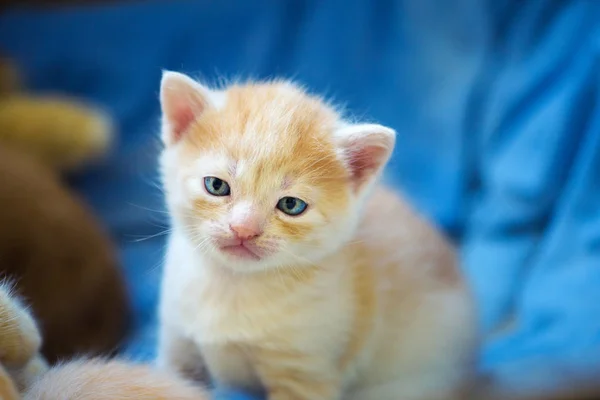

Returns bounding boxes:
[1,0,600,396]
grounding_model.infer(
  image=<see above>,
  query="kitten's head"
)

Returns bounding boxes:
[159,71,395,272]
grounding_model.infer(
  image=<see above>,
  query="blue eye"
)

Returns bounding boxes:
[204,177,231,196]
[277,197,308,216]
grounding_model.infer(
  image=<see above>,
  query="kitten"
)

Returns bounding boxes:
[23,359,210,400]
[0,281,209,400]
[0,145,129,363]
[156,71,479,400]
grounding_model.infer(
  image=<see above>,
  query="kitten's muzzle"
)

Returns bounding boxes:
[217,237,263,261]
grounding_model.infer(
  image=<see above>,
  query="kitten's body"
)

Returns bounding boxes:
[161,188,476,400]
[157,73,478,400]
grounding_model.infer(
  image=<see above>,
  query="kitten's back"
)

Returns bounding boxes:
[345,187,477,397]
[357,186,462,289]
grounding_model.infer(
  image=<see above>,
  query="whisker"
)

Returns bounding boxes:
[128,202,170,215]
[274,265,289,290]
[278,248,320,279]
[129,229,173,243]
[192,236,213,255]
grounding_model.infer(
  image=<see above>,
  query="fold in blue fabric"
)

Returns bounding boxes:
[1,0,599,396]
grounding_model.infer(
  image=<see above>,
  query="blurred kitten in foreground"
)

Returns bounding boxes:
[156,71,478,400]
[0,283,209,400]
[23,360,210,400]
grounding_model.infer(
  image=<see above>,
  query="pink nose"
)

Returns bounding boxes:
[230,223,262,241]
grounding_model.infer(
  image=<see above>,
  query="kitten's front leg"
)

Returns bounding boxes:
[254,348,342,400]
[156,323,210,384]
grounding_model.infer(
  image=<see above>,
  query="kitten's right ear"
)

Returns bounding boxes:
[160,71,213,145]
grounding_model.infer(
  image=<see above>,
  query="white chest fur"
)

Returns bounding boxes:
[163,239,276,343]
[161,233,354,389]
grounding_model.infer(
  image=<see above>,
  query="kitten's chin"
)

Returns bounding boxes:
[211,254,273,273]
[213,237,269,261]
[220,244,262,261]
[203,241,275,273]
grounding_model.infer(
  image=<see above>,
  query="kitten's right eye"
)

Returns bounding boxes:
[204,177,231,196]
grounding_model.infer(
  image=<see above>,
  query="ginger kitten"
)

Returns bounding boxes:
[23,360,210,400]
[0,281,209,400]
[157,71,478,400]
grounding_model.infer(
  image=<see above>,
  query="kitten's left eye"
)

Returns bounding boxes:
[204,177,231,196]
[277,197,308,216]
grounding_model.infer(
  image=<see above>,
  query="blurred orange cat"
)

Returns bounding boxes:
[23,360,210,400]
[0,282,210,400]
[157,72,478,400]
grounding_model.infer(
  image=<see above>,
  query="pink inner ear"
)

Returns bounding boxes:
[160,72,209,144]
[346,142,387,189]
[170,103,198,142]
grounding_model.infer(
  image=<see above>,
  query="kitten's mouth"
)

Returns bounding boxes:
[220,242,262,261]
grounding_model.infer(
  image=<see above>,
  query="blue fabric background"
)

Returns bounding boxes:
[1,0,600,397]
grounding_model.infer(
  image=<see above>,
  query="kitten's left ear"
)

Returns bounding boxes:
[160,71,214,145]
[334,123,396,192]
